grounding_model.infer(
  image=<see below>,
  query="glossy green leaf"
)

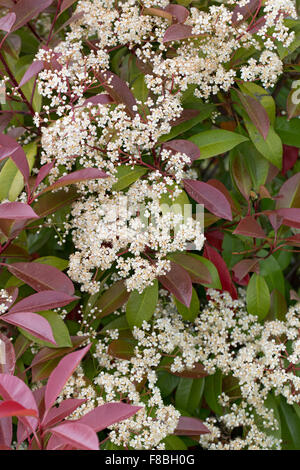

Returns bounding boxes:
[112,165,147,191]
[189,129,248,159]
[0,142,36,201]
[174,287,199,322]
[276,117,300,148]
[126,279,158,328]
[175,377,205,413]
[244,117,282,169]
[204,370,222,415]
[246,273,271,321]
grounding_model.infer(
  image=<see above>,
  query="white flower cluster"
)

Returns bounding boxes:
[33,0,296,294]
[63,289,300,450]
[67,179,204,293]
[0,289,12,314]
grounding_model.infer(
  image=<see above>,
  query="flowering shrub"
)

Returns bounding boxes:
[0,0,300,451]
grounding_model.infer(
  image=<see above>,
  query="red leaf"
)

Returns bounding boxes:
[0,400,37,419]
[163,23,193,42]
[10,0,54,32]
[82,94,114,107]
[232,259,259,282]
[50,422,99,450]
[44,344,91,412]
[282,145,299,175]
[164,4,189,23]
[0,333,15,375]
[0,374,38,436]
[98,71,137,118]
[59,0,77,15]
[2,312,56,345]
[19,60,44,87]
[32,187,78,218]
[42,399,86,429]
[174,416,210,436]
[169,109,199,127]
[248,15,266,34]
[10,291,77,314]
[78,402,142,432]
[170,363,208,379]
[0,413,11,448]
[34,161,55,189]
[205,229,224,251]
[207,179,237,213]
[276,172,300,209]
[6,262,75,295]
[183,179,232,221]
[268,213,283,232]
[162,139,200,163]
[276,208,300,229]
[108,339,134,361]
[41,168,108,193]
[0,113,13,132]
[0,12,16,32]
[231,0,260,25]
[168,253,212,284]
[0,133,29,183]
[158,261,192,307]
[0,202,38,220]
[46,433,65,450]
[233,216,266,238]
[204,245,238,299]
[237,91,270,140]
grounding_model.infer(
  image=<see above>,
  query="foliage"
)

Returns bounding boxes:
[0,0,299,450]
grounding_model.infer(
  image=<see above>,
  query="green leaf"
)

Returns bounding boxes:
[189,129,248,159]
[246,273,271,321]
[222,233,244,269]
[163,436,187,450]
[259,255,285,296]
[244,117,282,169]
[229,148,252,200]
[275,116,300,148]
[0,142,36,201]
[174,287,199,322]
[157,370,180,397]
[131,74,148,102]
[14,55,42,113]
[158,104,215,143]
[254,393,281,442]
[95,280,130,319]
[279,396,300,450]
[204,370,222,415]
[238,82,276,124]
[168,253,211,285]
[269,289,287,321]
[278,32,300,59]
[175,377,205,413]
[237,142,269,192]
[33,256,69,270]
[188,254,222,290]
[19,311,72,348]
[112,165,147,191]
[126,279,158,328]
[100,315,129,333]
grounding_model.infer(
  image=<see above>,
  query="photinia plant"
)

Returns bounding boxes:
[0,344,143,450]
[0,0,299,451]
